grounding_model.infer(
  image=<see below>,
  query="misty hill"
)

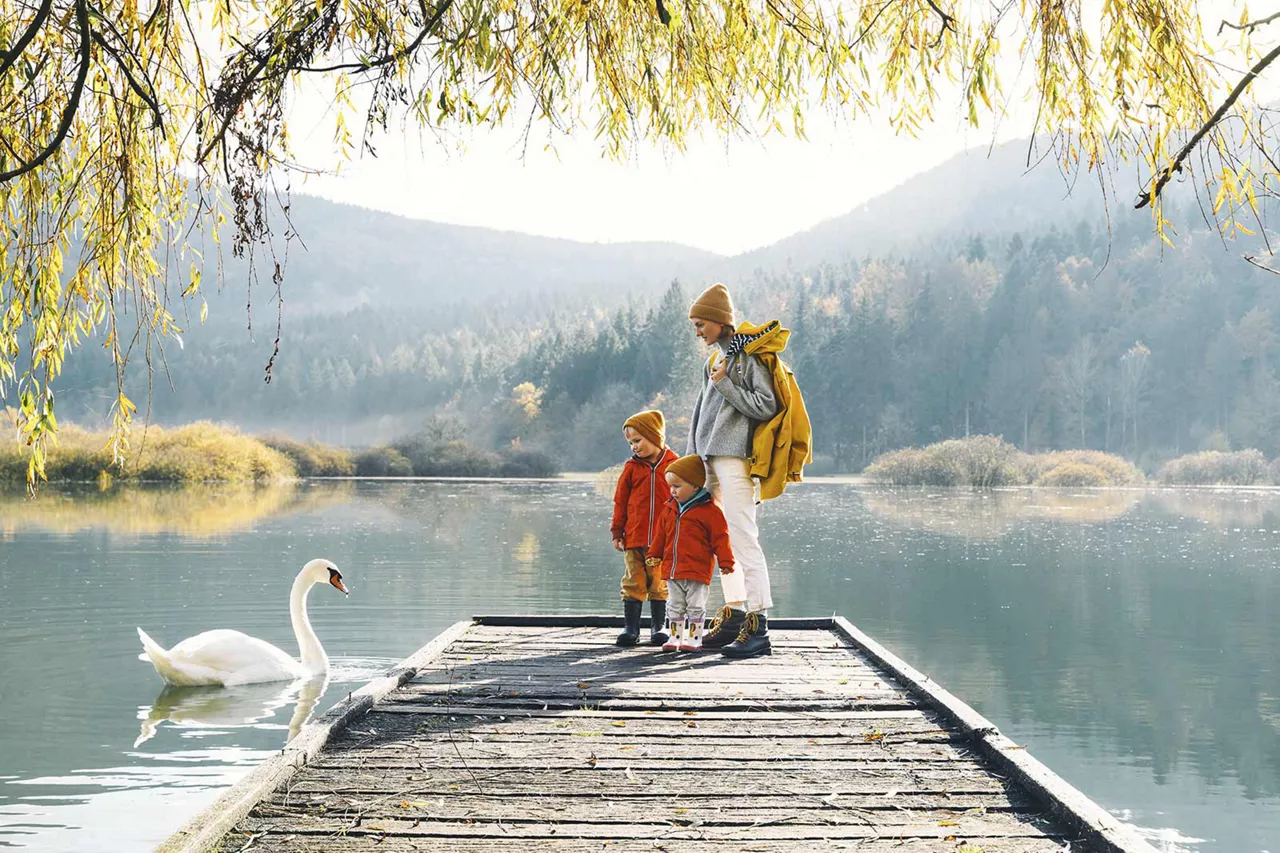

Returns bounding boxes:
[202,195,722,320]
[205,138,1186,322]
[726,140,1113,274]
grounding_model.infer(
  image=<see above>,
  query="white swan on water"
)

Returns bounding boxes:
[137,559,348,687]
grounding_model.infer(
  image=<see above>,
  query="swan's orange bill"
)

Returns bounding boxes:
[331,577,348,595]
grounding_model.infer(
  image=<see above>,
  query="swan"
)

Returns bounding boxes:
[137,558,348,687]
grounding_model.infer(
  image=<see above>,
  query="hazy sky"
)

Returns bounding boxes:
[285,2,1268,257]
[291,104,1027,257]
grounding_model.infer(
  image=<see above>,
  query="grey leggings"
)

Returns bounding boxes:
[668,578,711,624]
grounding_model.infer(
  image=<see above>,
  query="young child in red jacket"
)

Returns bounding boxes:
[646,455,735,652]
[611,410,679,647]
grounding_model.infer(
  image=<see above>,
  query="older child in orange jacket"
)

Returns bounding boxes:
[611,410,678,646]
[646,455,735,652]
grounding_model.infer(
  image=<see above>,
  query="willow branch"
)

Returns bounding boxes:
[0,0,91,183]
[1218,11,1280,36]
[923,0,956,32]
[1135,41,1280,209]
[285,0,453,75]
[0,0,54,79]
[91,32,164,129]
[198,0,452,163]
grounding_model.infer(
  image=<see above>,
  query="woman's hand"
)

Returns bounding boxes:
[710,358,728,383]
[613,538,625,552]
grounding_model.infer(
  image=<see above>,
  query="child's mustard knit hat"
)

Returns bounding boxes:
[666,455,707,489]
[624,410,665,448]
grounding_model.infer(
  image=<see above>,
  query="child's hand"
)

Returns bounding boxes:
[710,358,728,383]
[719,565,735,575]
[613,538,625,552]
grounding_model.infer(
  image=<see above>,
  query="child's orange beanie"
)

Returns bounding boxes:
[666,455,707,489]
[624,410,665,448]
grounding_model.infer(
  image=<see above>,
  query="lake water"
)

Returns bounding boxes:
[0,480,1277,851]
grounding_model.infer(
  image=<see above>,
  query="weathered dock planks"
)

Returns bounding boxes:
[159,616,1157,853]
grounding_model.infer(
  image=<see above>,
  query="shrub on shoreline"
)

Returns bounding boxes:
[1027,450,1145,487]
[1158,449,1268,486]
[864,436,1144,487]
[0,422,294,484]
[2,421,560,484]
[354,446,414,477]
[864,436,1029,487]
[262,436,356,477]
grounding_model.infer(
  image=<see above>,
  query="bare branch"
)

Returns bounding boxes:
[1135,41,1280,209]
[1218,11,1280,36]
[0,0,91,183]
[1245,252,1280,274]
[923,0,956,33]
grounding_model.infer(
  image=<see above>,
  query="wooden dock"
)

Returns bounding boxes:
[162,616,1157,853]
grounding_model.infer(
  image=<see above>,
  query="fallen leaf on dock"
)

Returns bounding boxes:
[612,721,627,727]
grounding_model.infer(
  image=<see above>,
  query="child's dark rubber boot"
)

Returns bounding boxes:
[616,600,643,647]
[700,606,746,650]
[721,612,772,659]
[648,599,669,646]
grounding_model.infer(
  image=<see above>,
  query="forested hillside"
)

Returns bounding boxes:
[44,142,1280,472]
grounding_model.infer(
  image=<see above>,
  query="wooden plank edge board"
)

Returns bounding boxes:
[471,614,839,629]
[154,619,474,853]
[829,615,1157,853]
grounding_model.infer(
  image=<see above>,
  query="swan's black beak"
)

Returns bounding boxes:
[328,568,349,596]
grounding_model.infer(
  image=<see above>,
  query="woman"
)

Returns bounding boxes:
[685,283,777,658]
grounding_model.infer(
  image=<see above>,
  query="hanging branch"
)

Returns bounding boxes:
[91,32,164,129]
[0,0,91,183]
[1135,42,1280,209]
[0,0,54,79]
[198,0,454,164]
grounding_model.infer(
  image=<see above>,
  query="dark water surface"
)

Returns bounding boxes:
[0,480,1276,851]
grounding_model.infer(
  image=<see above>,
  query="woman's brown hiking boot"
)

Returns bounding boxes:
[700,605,745,650]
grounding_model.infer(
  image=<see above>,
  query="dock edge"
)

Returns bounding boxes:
[154,619,472,853]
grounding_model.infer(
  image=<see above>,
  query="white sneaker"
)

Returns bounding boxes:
[680,620,703,652]
[662,620,684,652]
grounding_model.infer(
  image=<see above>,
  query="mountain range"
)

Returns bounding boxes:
[204,138,1139,320]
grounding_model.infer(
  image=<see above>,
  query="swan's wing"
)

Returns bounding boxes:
[167,630,300,681]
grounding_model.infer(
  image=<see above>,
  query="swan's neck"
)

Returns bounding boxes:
[290,574,328,673]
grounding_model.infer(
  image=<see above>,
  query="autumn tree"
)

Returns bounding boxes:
[4,0,1280,482]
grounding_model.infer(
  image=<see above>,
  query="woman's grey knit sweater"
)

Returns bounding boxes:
[686,341,778,459]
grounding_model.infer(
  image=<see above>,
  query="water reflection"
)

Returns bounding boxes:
[862,486,1142,539]
[0,481,353,538]
[135,676,328,748]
